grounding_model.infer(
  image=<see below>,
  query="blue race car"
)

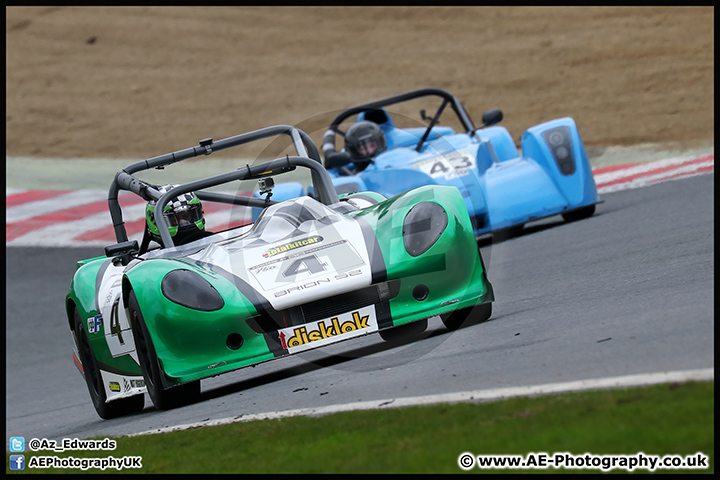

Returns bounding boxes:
[266,88,600,239]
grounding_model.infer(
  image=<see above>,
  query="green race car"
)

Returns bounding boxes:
[66,125,494,419]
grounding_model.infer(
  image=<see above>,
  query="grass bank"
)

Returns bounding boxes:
[8,380,713,474]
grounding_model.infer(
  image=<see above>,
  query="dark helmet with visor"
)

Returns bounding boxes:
[344,121,387,166]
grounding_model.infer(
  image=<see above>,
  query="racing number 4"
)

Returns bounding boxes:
[283,255,327,277]
[109,297,124,345]
[105,293,135,358]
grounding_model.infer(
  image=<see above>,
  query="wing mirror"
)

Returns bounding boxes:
[105,240,139,266]
[481,108,503,127]
[325,151,353,170]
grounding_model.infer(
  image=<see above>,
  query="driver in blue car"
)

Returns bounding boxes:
[344,121,387,172]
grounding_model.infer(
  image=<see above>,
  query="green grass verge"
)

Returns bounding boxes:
[7,381,713,474]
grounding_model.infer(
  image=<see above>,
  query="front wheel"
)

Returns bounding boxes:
[440,303,492,331]
[379,318,428,343]
[127,290,200,410]
[562,204,595,222]
[73,308,144,419]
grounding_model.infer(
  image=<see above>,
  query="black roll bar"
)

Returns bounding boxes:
[108,126,334,246]
[322,87,477,160]
[328,87,476,133]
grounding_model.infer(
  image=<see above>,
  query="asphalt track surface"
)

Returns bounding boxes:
[5,173,714,446]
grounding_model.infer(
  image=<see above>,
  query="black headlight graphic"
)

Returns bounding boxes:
[162,269,225,311]
[542,126,576,176]
[403,202,448,257]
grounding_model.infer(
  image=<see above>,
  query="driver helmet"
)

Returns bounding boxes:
[146,185,206,247]
[344,121,387,166]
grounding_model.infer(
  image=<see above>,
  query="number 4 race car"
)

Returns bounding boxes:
[267,88,601,239]
[66,125,494,419]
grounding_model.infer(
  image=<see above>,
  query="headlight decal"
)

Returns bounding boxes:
[403,202,448,257]
[161,269,225,311]
[542,126,576,176]
[180,259,291,357]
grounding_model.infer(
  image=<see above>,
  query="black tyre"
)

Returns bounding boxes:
[73,307,144,419]
[379,317,428,343]
[127,290,200,410]
[562,204,595,222]
[440,303,492,331]
[492,224,523,243]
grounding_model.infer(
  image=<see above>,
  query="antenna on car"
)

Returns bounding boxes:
[415,100,448,152]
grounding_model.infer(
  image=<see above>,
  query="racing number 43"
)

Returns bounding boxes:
[431,155,472,174]
[417,153,476,180]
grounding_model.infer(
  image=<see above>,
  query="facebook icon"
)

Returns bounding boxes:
[9,455,25,470]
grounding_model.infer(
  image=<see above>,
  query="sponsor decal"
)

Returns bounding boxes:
[247,239,367,294]
[109,382,121,392]
[262,235,323,258]
[87,314,103,334]
[278,305,378,353]
[273,268,362,297]
[123,378,145,391]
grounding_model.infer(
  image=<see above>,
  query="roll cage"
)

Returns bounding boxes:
[323,87,478,158]
[108,125,339,251]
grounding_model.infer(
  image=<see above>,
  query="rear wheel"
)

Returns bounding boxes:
[379,318,428,343]
[127,290,200,410]
[73,308,144,419]
[562,204,595,222]
[440,303,492,331]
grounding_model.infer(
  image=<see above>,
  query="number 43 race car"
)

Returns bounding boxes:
[66,125,494,419]
[269,88,601,239]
